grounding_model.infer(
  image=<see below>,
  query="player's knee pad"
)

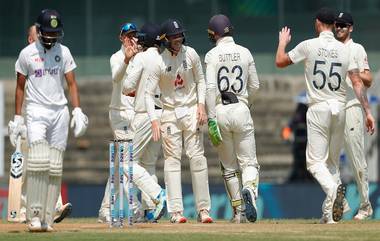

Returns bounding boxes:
[222,169,243,208]
[189,155,207,172]
[27,140,50,172]
[164,157,181,172]
[49,147,64,177]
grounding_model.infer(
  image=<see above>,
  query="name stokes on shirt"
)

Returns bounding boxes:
[317,48,338,58]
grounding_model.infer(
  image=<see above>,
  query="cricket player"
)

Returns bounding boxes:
[205,14,260,223]
[145,19,212,223]
[123,23,163,221]
[11,24,73,224]
[98,22,166,223]
[335,12,374,220]
[275,7,375,224]
[10,9,89,231]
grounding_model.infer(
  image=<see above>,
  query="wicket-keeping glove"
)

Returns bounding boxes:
[208,118,222,146]
[70,107,88,137]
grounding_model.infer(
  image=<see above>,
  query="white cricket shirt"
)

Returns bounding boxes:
[15,41,76,107]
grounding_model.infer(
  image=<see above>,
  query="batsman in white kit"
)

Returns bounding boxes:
[10,9,89,231]
[9,24,72,224]
[335,12,374,220]
[145,19,213,223]
[205,14,260,223]
[275,7,375,224]
[123,23,165,221]
[98,22,166,223]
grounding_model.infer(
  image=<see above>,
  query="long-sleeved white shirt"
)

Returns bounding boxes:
[123,47,161,113]
[204,36,259,118]
[109,46,134,110]
[145,45,206,121]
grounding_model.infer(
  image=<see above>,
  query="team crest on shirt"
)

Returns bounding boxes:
[55,55,61,62]
[174,74,184,89]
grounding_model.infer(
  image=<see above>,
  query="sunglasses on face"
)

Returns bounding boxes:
[335,23,350,29]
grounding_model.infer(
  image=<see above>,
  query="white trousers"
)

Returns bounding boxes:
[306,101,345,215]
[344,105,370,208]
[161,105,211,213]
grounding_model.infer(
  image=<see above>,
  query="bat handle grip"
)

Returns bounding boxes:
[16,135,22,152]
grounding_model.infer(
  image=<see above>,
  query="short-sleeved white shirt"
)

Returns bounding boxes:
[15,41,76,107]
[344,39,370,108]
[288,31,356,105]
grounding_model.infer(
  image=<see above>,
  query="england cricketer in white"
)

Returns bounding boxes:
[97,22,143,224]
[205,14,260,223]
[145,19,212,223]
[275,7,375,224]
[335,12,374,220]
[98,22,166,224]
[10,9,88,232]
[123,23,165,221]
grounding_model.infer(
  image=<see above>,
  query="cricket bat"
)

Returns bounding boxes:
[7,136,24,222]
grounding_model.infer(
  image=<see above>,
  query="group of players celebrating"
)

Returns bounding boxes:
[8,6,374,232]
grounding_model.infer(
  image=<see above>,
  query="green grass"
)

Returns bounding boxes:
[1,218,380,241]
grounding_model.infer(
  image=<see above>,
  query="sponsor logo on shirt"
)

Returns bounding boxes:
[34,66,60,77]
[34,57,44,62]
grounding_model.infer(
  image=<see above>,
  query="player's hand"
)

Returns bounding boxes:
[70,107,88,138]
[365,112,375,135]
[279,26,291,46]
[197,103,207,126]
[123,37,138,63]
[151,120,161,141]
[8,115,27,147]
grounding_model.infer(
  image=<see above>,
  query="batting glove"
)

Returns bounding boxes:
[70,107,88,137]
[208,118,222,146]
[8,115,27,147]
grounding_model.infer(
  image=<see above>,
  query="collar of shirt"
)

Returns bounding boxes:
[345,38,354,46]
[319,31,334,39]
[216,36,235,46]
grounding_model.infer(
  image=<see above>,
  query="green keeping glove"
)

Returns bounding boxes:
[208,118,222,146]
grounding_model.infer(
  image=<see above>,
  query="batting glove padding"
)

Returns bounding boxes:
[208,118,222,146]
[70,107,88,137]
[8,115,27,147]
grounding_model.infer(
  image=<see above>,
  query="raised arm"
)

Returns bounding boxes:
[123,54,143,94]
[275,27,293,68]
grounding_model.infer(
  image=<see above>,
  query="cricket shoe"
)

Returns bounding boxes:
[197,209,213,223]
[153,189,167,221]
[97,209,111,224]
[54,203,72,223]
[41,222,54,232]
[242,187,257,223]
[230,209,247,224]
[354,203,373,220]
[319,213,337,224]
[170,212,187,223]
[144,209,157,223]
[28,217,43,232]
[332,184,346,222]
